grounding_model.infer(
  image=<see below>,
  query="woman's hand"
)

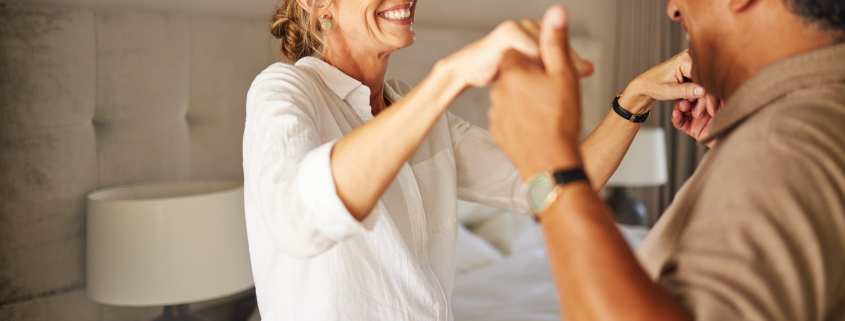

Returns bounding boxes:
[439,19,593,89]
[619,50,705,115]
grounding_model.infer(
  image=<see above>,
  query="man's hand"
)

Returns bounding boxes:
[672,93,723,148]
[515,18,595,78]
[488,5,583,178]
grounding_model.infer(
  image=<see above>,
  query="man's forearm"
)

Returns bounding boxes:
[540,182,692,321]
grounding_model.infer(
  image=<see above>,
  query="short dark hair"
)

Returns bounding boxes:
[785,0,845,35]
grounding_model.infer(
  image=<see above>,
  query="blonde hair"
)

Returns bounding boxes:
[270,0,329,63]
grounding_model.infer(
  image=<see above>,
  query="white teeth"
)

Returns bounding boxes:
[381,9,411,20]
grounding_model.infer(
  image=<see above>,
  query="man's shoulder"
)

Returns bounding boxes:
[691,81,845,217]
[770,81,845,139]
[718,81,845,167]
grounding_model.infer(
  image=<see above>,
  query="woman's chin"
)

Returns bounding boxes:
[387,34,416,50]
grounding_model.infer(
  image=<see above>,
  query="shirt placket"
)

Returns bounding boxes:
[346,85,449,320]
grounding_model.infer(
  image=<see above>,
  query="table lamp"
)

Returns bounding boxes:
[86,180,254,321]
[605,128,668,225]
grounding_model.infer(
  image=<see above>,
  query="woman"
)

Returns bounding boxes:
[242,0,707,320]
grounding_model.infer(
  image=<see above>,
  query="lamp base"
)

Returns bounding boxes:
[152,304,209,321]
[607,187,647,226]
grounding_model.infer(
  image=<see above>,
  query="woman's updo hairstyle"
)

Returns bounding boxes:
[270,0,328,63]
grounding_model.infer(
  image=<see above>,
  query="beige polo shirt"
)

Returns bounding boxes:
[637,43,845,321]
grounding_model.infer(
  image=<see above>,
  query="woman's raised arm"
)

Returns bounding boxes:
[331,21,541,220]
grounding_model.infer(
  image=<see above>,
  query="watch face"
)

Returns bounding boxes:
[526,173,555,213]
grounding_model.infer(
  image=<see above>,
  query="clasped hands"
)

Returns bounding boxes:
[486,5,722,178]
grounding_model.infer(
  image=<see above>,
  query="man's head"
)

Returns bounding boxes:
[667,0,845,100]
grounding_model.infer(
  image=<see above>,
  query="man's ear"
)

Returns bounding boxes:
[729,0,756,12]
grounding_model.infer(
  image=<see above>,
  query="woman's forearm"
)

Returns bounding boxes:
[331,60,466,220]
[580,93,653,190]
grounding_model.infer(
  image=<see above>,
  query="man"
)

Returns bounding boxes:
[488,0,845,320]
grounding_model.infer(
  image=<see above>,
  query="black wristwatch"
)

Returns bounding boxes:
[613,93,650,123]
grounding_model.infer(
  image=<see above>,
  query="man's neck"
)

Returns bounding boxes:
[321,37,391,116]
[722,9,840,99]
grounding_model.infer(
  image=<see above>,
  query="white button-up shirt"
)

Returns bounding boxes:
[243,57,529,321]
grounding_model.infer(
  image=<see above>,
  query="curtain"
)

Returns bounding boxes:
[611,0,709,225]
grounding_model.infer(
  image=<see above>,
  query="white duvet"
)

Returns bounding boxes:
[248,201,648,321]
[451,201,649,321]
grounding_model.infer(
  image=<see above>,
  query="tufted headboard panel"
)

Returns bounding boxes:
[0,3,275,319]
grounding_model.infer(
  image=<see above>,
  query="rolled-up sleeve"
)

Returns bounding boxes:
[297,140,380,241]
[446,111,530,215]
[244,71,378,258]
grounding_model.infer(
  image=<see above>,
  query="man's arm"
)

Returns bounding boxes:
[543,181,692,321]
[488,6,693,320]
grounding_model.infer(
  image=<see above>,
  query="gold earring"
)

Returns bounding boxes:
[321,14,332,30]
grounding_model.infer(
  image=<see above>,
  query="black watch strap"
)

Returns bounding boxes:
[553,169,589,185]
[613,96,650,123]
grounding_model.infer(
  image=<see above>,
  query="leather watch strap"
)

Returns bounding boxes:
[612,95,650,123]
[553,169,589,185]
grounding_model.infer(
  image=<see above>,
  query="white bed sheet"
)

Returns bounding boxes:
[452,249,560,321]
[451,201,649,321]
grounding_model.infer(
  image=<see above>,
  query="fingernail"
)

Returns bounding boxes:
[694,87,703,96]
[546,6,565,28]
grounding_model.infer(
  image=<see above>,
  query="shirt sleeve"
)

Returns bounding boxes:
[446,111,531,215]
[656,134,844,321]
[243,70,379,258]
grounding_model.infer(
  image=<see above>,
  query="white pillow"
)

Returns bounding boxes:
[457,200,502,226]
[469,213,544,257]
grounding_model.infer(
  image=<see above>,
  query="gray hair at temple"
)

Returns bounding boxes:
[785,0,845,37]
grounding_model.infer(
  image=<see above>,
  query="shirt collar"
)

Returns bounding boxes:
[297,57,406,122]
[383,80,404,104]
[297,57,364,100]
[703,43,845,143]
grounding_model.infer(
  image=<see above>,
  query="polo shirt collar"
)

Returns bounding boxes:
[703,43,845,143]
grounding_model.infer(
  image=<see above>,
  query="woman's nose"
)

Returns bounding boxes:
[667,0,682,22]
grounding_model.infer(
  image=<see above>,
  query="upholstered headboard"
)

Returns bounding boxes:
[0,3,274,319]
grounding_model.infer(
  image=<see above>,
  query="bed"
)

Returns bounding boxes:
[248,200,649,321]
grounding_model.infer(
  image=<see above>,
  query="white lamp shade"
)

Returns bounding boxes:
[606,127,669,187]
[86,181,254,306]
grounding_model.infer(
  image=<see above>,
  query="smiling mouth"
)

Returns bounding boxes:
[378,3,413,20]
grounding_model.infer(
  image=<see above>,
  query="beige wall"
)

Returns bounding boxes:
[411,0,620,133]
[386,27,604,136]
